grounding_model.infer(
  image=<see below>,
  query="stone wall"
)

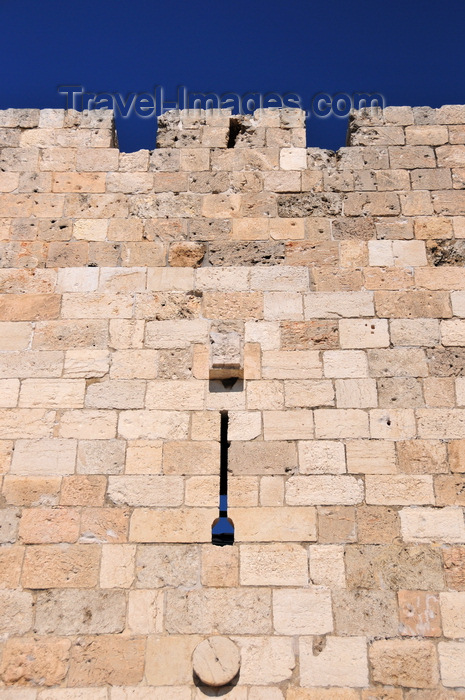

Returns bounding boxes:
[1,104,465,697]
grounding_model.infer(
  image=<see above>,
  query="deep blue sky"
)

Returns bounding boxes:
[1,0,464,152]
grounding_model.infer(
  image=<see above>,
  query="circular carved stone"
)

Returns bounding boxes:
[192,636,240,687]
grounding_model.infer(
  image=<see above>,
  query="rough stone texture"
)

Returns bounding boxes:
[370,639,439,688]
[3,104,465,694]
[345,544,444,590]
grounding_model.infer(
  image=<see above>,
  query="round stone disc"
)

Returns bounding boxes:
[192,636,240,687]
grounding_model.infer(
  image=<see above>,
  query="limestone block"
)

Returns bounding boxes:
[368,348,427,377]
[145,380,206,410]
[231,218,269,240]
[201,545,239,587]
[136,544,200,588]
[300,636,368,688]
[399,590,441,637]
[80,506,129,543]
[145,319,209,348]
[0,440,13,474]
[76,439,125,475]
[375,290,451,318]
[270,218,305,239]
[0,637,70,687]
[233,636,295,684]
[3,475,61,506]
[100,544,136,588]
[439,641,465,687]
[34,589,126,635]
[19,379,85,408]
[107,475,183,506]
[240,543,308,585]
[263,291,303,320]
[84,380,145,410]
[309,544,346,587]
[234,506,316,542]
[318,505,357,544]
[0,350,64,380]
[59,409,116,439]
[163,440,219,475]
[273,589,333,634]
[109,349,158,379]
[196,267,249,292]
[396,439,447,474]
[417,408,465,439]
[400,506,465,543]
[335,379,378,408]
[0,379,19,407]
[439,592,465,637]
[323,350,368,378]
[0,293,60,321]
[370,409,416,439]
[229,440,297,474]
[284,379,335,407]
[389,318,440,346]
[286,475,363,505]
[56,268,98,293]
[145,635,203,685]
[260,476,284,506]
[333,590,398,636]
[165,588,271,634]
[67,635,144,687]
[280,320,339,350]
[22,544,100,588]
[0,508,20,544]
[262,350,321,378]
[247,379,284,409]
[263,410,314,439]
[127,589,164,634]
[118,410,189,440]
[0,545,24,588]
[368,240,394,266]
[12,438,76,475]
[288,691,360,700]
[121,440,160,475]
[370,639,439,688]
[304,292,374,318]
[424,377,456,407]
[366,475,434,505]
[339,319,389,349]
[280,147,307,170]
[59,476,105,507]
[130,507,216,543]
[61,292,133,319]
[0,322,32,351]
[314,409,370,438]
[19,507,79,543]
[345,543,444,590]
[379,376,422,410]
[299,440,346,474]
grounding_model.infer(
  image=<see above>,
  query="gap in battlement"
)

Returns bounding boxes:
[113,110,350,153]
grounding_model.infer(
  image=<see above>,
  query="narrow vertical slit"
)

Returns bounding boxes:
[211,410,235,546]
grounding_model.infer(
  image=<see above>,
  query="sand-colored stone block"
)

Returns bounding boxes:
[300,636,368,688]
[240,543,308,585]
[0,637,70,686]
[399,590,441,637]
[370,639,438,688]
[68,635,144,687]
[22,544,100,588]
